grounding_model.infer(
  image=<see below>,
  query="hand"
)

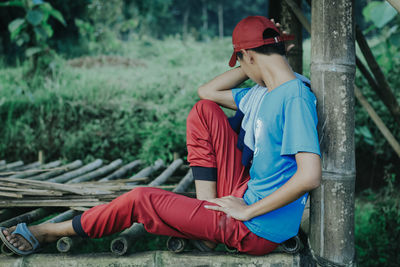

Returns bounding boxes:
[270,18,295,54]
[204,196,252,221]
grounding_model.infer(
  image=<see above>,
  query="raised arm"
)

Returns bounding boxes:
[198,67,248,110]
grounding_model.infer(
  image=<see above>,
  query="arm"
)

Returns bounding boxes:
[204,152,321,221]
[198,67,248,110]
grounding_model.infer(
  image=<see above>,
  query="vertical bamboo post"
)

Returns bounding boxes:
[280,0,303,74]
[310,0,356,266]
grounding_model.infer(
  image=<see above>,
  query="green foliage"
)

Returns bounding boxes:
[361,1,400,73]
[355,172,400,266]
[0,37,232,164]
[0,0,66,75]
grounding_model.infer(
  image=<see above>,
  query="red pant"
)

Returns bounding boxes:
[74,100,278,255]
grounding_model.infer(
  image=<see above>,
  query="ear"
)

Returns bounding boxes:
[240,49,255,64]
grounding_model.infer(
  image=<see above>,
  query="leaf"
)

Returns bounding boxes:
[0,1,24,7]
[26,10,43,26]
[33,0,44,5]
[34,26,48,40]
[42,23,53,38]
[41,3,66,26]
[25,47,42,57]
[390,32,400,46]
[363,1,397,28]
[8,18,25,33]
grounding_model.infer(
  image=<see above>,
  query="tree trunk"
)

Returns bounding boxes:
[202,0,208,34]
[182,5,190,40]
[218,2,224,40]
[310,0,356,266]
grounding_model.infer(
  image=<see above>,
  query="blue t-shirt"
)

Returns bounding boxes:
[231,75,320,243]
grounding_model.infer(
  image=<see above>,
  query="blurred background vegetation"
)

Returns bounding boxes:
[0,0,399,266]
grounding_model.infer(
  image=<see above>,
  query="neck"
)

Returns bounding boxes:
[257,54,296,91]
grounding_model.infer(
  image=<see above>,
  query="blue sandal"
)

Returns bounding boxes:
[0,223,41,256]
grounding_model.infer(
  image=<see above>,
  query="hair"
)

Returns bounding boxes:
[236,28,286,60]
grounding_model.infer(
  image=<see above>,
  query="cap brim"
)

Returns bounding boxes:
[229,51,237,67]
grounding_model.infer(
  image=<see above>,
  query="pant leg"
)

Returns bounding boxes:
[186,100,249,197]
[74,187,278,255]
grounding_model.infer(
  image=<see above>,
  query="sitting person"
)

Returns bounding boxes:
[0,16,321,256]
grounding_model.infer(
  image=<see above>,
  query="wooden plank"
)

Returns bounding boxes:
[0,177,106,195]
[0,191,23,198]
[0,186,63,196]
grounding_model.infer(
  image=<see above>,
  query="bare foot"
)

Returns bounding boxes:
[2,225,48,251]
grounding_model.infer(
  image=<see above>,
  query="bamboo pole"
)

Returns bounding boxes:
[29,160,82,181]
[9,160,62,179]
[0,161,24,173]
[283,0,311,33]
[387,0,400,13]
[67,159,123,184]
[0,160,5,167]
[355,87,400,157]
[14,161,41,172]
[99,160,141,182]
[356,26,400,125]
[310,0,356,265]
[0,208,55,228]
[0,208,29,222]
[48,159,103,183]
[110,162,187,256]
[42,209,80,224]
[129,159,164,180]
[280,0,303,73]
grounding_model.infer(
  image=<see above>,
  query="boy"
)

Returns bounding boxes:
[0,16,321,256]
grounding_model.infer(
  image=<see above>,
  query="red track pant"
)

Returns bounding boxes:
[72,100,278,255]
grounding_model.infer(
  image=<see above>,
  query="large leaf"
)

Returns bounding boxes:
[8,18,25,33]
[0,1,24,7]
[363,1,397,28]
[26,10,43,26]
[41,3,66,26]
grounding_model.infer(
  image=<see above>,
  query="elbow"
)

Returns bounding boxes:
[308,169,322,190]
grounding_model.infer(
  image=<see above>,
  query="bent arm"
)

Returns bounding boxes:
[246,152,321,219]
[198,67,248,110]
[204,152,321,221]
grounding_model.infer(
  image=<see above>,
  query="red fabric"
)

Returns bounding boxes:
[80,100,278,255]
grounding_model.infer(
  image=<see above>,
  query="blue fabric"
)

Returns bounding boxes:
[231,76,320,243]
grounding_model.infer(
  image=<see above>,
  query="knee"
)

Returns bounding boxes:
[187,100,219,126]
[127,187,151,201]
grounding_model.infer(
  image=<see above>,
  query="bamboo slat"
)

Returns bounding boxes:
[9,160,62,179]
[0,161,24,173]
[0,208,55,228]
[48,159,103,183]
[129,159,164,180]
[99,160,141,182]
[67,159,123,184]
[29,160,82,181]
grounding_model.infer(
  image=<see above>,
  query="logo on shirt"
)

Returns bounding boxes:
[301,197,306,205]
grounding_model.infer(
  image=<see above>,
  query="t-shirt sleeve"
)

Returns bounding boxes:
[231,87,251,108]
[281,97,321,156]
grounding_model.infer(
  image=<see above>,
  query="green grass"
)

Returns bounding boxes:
[0,37,236,164]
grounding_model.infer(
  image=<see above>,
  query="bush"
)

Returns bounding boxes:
[355,171,400,266]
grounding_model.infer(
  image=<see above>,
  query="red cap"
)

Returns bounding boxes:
[229,16,294,67]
